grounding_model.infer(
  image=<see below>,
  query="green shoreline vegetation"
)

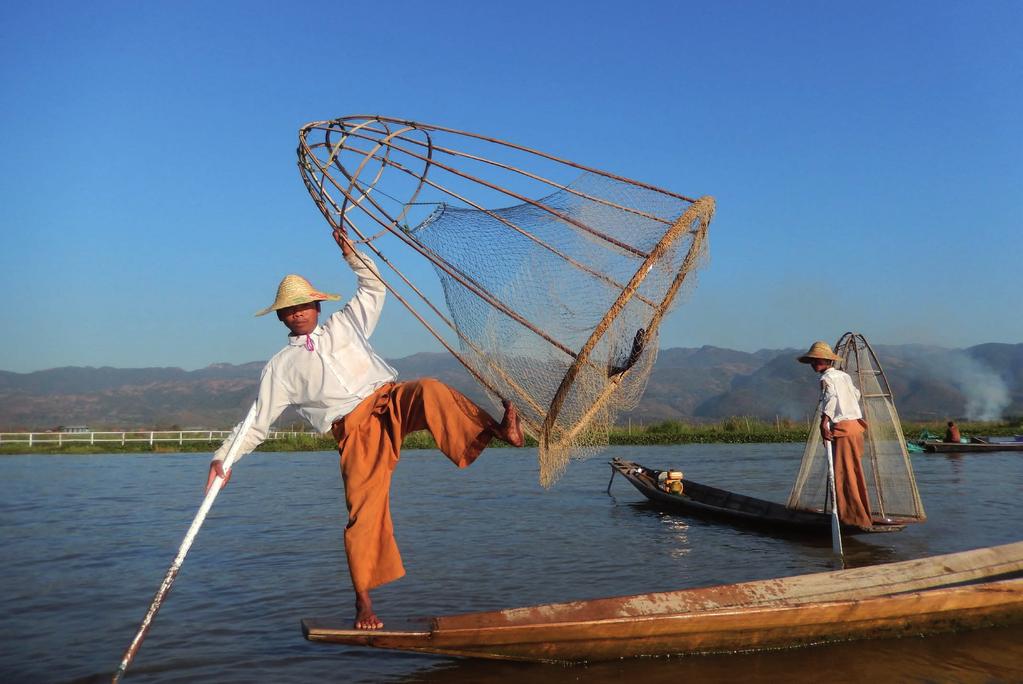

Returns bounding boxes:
[2,418,1020,455]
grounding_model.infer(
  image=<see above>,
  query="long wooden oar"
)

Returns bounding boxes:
[824,439,844,565]
[112,405,257,682]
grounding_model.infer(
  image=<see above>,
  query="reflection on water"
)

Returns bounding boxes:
[658,516,691,561]
[621,497,909,567]
[400,623,1023,684]
[1,443,1020,683]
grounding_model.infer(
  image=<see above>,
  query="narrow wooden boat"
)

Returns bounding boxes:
[922,438,1023,453]
[608,458,909,534]
[302,541,1023,662]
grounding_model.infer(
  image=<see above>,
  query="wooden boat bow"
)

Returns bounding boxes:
[302,541,1023,662]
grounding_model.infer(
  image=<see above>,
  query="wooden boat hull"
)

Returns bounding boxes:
[303,541,1023,662]
[609,458,908,534]
[922,439,1023,453]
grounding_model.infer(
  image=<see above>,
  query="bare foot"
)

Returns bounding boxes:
[497,400,524,447]
[354,590,383,630]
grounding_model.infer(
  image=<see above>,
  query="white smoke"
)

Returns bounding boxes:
[934,351,1011,421]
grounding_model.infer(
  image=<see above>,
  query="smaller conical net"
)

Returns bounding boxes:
[787,332,926,521]
[298,116,714,486]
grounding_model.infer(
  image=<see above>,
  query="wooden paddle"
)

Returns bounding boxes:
[112,404,257,682]
[824,439,844,566]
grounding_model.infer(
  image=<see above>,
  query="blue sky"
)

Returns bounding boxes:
[1,1,1020,373]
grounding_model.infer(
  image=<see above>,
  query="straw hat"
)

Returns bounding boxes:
[255,274,340,316]
[797,340,841,364]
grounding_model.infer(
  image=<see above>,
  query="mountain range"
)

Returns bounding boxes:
[1,343,1020,431]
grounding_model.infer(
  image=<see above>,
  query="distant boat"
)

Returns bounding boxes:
[920,436,1023,453]
[302,541,1023,662]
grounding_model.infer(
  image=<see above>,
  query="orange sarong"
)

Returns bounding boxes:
[331,378,498,592]
[831,419,872,528]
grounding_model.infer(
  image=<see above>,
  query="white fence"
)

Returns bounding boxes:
[0,430,309,447]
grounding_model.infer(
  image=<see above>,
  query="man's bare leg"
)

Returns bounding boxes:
[496,400,524,447]
[354,589,383,630]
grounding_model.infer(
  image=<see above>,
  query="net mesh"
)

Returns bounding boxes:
[787,332,926,521]
[297,116,714,486]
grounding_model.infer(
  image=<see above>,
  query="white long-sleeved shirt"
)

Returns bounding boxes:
[818,367,863,423]
[213,250,398,464]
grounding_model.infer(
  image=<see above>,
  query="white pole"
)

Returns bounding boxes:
[112,404,257,682]
[825,439,844,563]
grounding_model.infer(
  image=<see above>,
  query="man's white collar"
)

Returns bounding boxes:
[287,325,324,346]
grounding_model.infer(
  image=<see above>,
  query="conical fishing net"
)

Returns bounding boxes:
[787,332,926,521]
[297,116,714,486]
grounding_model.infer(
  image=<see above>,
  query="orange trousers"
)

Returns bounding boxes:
[331,378,498,592]
[831,419,872,528]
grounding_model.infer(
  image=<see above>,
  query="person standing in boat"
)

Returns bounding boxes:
[798,341,872,528]
[206,226,524,631]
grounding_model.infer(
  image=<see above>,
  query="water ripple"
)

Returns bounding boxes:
[0,447,1020,682]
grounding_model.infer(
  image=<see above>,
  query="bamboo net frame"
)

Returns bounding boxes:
[788,332,926,522]
[297,115,714,486]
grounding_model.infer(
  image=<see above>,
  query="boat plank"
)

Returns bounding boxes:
[431,540,1023,630]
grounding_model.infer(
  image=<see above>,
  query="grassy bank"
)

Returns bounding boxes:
[3,417,1019,455]
[609,417,1023,445]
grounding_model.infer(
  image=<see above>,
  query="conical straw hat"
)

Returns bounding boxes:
[255,274,340,316]
[797,340,841,364]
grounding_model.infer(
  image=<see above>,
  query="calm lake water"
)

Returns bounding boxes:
[1,444,1021,683]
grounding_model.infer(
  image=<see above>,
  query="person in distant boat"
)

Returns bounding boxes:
[206,226,524,631]
[944,421,961,443]
[798,341,872,528]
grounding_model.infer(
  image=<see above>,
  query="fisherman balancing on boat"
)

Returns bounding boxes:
[798,341,873,528]
[207,226,524,630]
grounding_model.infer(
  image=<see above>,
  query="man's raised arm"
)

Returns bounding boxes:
[332,227,387,337]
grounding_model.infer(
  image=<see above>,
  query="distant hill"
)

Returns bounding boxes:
[634,343,1023,425]
[1,343,1020,431]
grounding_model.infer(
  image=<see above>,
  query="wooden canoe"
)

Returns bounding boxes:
[922,439,1023,453]
[608,458,910,534]
[302,541,1023,662]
